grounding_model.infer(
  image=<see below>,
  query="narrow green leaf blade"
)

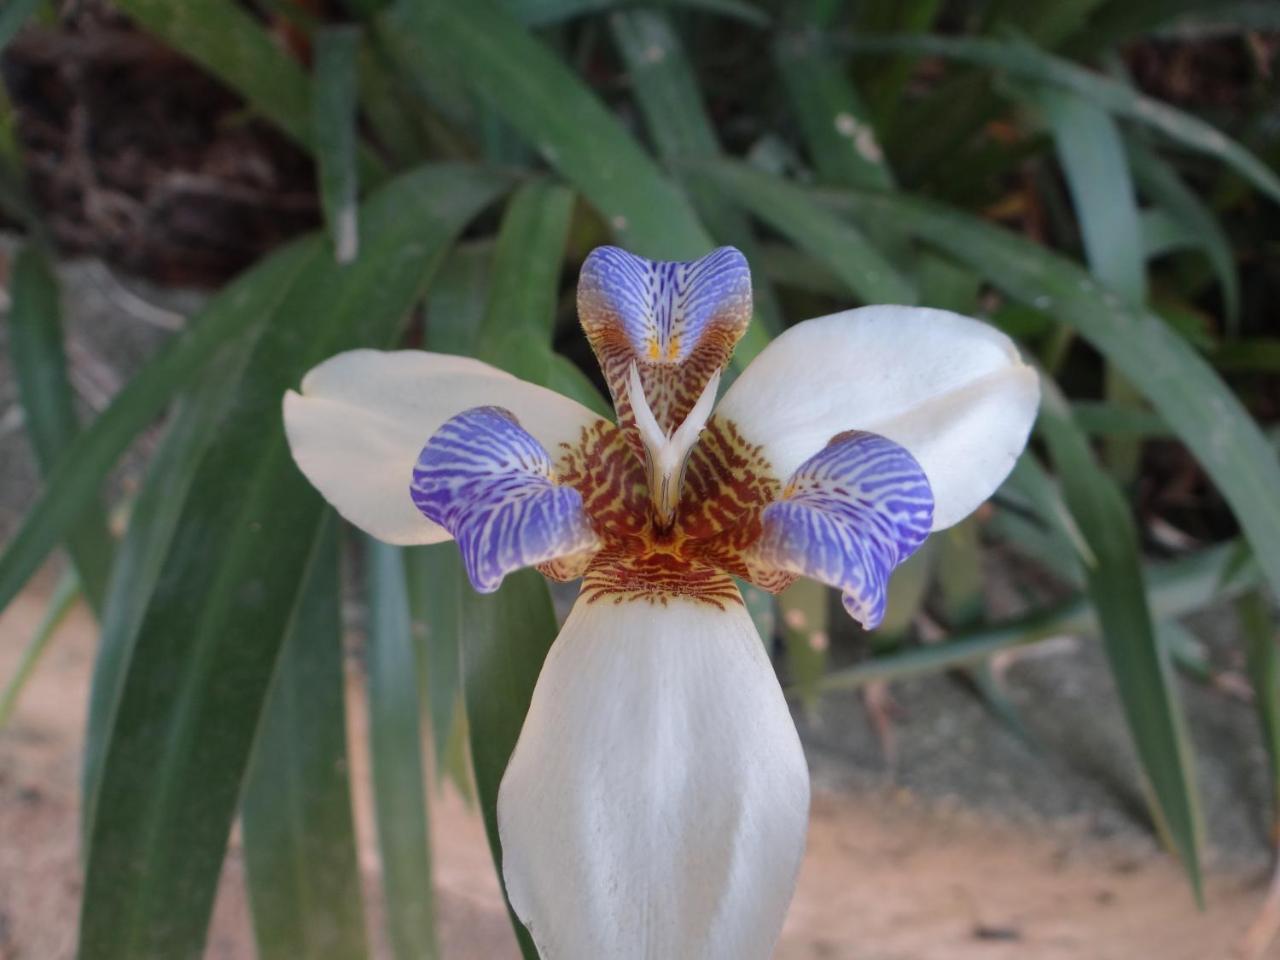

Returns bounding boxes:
[510,0,769,27]
[699,158,917,304]
[459,568,559,960]
[775,31,895,190]
[366,539,439,960]
[77,165,508,960]
[8,243,114,612]
[844,34,1280,205]
[0,237,315,619]
[404,544,466,780]
[242,517,369,960]
[1039,382,1203,899]
[0,567,79,729]
[822,187,1280,608]
[0,0,41,51]
[609,8,779,361]
[314,26,362,264]
[83,350,256,839]
[1241,591,1280,833]
[396,0,712,259]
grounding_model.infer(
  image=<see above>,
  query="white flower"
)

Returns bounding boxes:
[283,246,1038,959]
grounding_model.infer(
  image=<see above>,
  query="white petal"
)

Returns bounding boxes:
[499,596,810,960]
[716,306,1039,530]
[283,350,607,544]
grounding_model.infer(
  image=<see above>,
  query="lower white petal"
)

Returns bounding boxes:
[282,350,607,545]
[716,306,1039,530]
[498,595,810,960]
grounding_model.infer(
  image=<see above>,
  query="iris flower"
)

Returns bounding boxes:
[283,246,1038,959]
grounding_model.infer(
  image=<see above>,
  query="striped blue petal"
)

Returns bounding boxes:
[411,406,599,593]
[753,431,933,630]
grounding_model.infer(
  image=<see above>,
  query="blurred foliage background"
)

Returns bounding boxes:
[0,0,1278,957]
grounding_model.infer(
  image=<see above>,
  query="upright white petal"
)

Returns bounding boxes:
[499,596,810,960]
[283,350,606,545]
[716,306,1039,530]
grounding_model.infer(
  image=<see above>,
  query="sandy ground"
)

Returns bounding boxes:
[1,582,1274,960]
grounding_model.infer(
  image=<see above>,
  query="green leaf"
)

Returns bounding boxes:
[0,238,315,621]
[779,578,829,710]
[609,8,781,359]
[396,0,712,259]
[405,545,466,782]
[424,241,493,357]
[1212,339,1280,373]
[774,31,895,190]
[1241,590,1280,833]
[112,0,311,150]
[509,0,769,27]
[1038,380,1203,900]
[1026,84,1146,479]
[821,187,1280,613]
[0,0,41,51]
[697,158,917,304]
[242,517,369,960]
[83,351,255,841]
[476,177,575,380]
[1126,138,1240,328]
[77,165,508,960]
[365,539,439,960]
[843,34,1280,205]
[820,538,1260,690]
[8,243,114,612]
[0,567,79,730]
[314,26,362,264]
[459,568,560,960]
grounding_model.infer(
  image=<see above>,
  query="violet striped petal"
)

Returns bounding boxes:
[752,430,933,630]
[411,406,600,593]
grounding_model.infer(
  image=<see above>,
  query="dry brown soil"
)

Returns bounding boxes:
[0,581,1272,960]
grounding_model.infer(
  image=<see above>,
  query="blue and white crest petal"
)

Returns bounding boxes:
[752,430,933,630]
[411,406,600,593]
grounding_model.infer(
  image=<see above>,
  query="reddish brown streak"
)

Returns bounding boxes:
[548,415,794,607]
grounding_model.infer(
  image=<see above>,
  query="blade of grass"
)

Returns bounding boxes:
[774,30,895,190]
[366,539,439,960]
[511,0,769,27]
[1241,591,1280,835]
[1039,379,1203,900]
[821,186,1280,608]
[697,158,917,304]
[242,516,369,960]
[1026,84,1147,480]
[820,538,1260,690]
[405,545,466,783]
[842,34,1280,205]
[77,166,507,960]
[314,26,362,264]
[82,350,256,840]
[0,238,315,620]
[610,8,780,359]
[458,568,559,960]
[396,0,712,259]
[0,567,79,729]
[1127,138,1240,329]
[0,0,40,51]
[8,243,114,613]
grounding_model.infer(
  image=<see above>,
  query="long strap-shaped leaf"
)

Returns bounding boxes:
[459,569,559,960]
[0,238,314,619]
[1038,380,1204,901]
[700,159,916,305]
[609,9,781,362]
[394,0,712,259]
[77,165,509,960]
[366,539,439,960]
[243,517,369,959]
[8,244,115,612]
[807,181,1280,610]
[843,34,1280,205]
